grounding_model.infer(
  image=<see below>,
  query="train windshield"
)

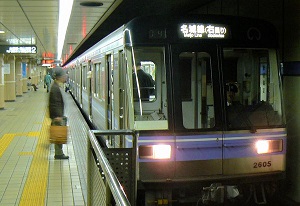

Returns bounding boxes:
[126,46,168,130]
[223,48,284,129]
[177,47,284,130]
[179,51,215,129]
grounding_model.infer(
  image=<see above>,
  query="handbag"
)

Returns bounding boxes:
[49,125,68,144]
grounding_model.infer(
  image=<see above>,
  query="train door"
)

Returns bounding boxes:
[82,63,89,113]
[106,54,114,145]
[118,51,126,147]
[79,64,83,106]
[87,60,92,120]
[171,44,223,177]
[74,65,79,100]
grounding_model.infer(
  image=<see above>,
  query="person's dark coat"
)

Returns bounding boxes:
[49,81,64,119]
[133,69,155,100]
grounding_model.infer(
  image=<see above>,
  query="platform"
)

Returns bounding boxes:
[0,84,88,206]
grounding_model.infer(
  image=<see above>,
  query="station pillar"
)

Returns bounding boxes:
[283,1,300,203]
[0,54,4,109]
[27,60,38,87]
[15,57,23,97]
[283,77,300,203]
[29,60,39,86]
[4,55,16,102]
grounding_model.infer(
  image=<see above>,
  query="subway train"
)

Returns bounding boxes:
[64,15,286,205]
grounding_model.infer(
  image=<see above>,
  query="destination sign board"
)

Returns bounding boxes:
[179,23,230,39]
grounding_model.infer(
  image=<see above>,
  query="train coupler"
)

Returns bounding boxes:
[202,183,225,204]
[253,184,267,204]
[202,183,240,205]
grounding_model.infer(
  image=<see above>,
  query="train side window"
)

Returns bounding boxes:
[82,65,87,89]
[180,52,215,129]
[94,63,101,97]
[99,64,106,101]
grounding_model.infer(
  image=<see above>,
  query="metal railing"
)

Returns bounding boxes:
[87,129,138,206]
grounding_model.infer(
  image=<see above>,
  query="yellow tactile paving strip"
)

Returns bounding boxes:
[18,151,35,156]
[0,134,15,157]
[0,132,41,157]
[18,117,51,206]
[0,88,86,205]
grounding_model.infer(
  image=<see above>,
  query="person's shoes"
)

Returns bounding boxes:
[54,154,69,160]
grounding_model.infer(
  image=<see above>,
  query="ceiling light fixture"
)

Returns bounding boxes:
[57,0,74,61]
[80,1,103,7]
[0,30,5,34]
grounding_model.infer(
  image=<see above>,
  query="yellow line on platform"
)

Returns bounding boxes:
[28,131,40,137]
[19,116,51,206]
[0,132,41,157]
[0,134,15,157]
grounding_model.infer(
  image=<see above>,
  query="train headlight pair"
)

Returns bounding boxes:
[255,140,283,154]
[139,145,171,159]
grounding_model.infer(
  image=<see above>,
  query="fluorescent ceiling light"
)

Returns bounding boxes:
[57,0,74,61]
[0,31,5,34]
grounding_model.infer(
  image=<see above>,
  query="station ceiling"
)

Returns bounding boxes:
[0,0,214,66]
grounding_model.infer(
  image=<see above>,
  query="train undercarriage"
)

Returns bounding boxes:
[137,175,285,206]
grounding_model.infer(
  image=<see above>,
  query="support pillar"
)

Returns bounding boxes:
[29,60,39,87]
[0,54,4,109]
[284,1,300,203]
[4,55,16,102]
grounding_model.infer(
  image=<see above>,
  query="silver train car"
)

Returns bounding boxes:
[65,15,286,205]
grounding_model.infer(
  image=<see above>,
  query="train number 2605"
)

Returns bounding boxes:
[253,161,272,168]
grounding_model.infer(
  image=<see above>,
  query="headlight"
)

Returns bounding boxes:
[255,140,283,154]
[139,145,171,159]
[153,145,171,159]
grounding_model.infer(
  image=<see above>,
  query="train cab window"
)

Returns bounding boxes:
[132,61,156,102]
[223,48,284,129]
[179,52,215,129]
[126,46,168,130]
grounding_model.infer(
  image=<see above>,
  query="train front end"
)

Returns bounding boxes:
[124,15,286,205]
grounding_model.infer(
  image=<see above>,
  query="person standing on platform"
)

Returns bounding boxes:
[44,72,52,93]
[48,67,69,160]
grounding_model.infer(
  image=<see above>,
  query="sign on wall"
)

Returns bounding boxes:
[22,62,27,78]
[0,45,37,54]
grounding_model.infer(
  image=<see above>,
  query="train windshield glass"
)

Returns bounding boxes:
[179,52,215,129]
[126,46,168,129]
[223,48,284,129]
